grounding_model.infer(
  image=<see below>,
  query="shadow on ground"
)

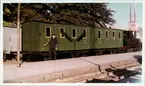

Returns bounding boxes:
[86,77,141,83]
[133,55,142,64]
[86,67,140,83]
[86,79,109,83]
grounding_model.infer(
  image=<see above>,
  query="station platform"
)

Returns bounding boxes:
[3,52,141,83]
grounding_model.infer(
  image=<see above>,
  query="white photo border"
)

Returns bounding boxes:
[0,0,144,86]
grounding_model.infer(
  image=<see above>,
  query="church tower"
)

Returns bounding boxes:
[128,4,137,31]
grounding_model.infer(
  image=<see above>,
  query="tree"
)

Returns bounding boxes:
[3,3,116,28]
[3,3,48,24]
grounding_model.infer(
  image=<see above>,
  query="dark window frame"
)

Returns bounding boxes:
[45,26,51,38]
[98,30,101,39]
[119,32,121,39]
[72,29,77,38]
[113,31,115,39]
[83,29,87,38]
[106,31,109,39]
[60,28,65,38]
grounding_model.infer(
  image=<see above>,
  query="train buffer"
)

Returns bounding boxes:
[3,52,141,83]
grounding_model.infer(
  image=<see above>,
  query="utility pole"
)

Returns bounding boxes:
[17,2,20,67]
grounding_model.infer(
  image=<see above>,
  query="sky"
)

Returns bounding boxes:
[107,3,143,29]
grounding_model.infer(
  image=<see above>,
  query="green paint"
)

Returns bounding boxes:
[22,22,123,52]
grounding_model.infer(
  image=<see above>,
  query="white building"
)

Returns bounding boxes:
[3,27,22,54]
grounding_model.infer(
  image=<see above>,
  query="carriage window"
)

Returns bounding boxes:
[119,32,121,39]
[98,31,101,38]
[106,31,109,38]
[83,30,87,38]
[113,32,115,37]
[46,26,51,37]
[73,29,76,38]
[60,28,65,38]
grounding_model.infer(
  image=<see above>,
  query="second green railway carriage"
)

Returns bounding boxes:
[94,28,123,54]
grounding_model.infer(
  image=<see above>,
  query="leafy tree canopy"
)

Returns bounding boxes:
[3,3,116,28]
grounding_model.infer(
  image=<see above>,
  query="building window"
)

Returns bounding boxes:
[106,31,109,38]
[119,32,121,39]
[73,29,76,38]
[83,30,87,38]
[60,28,65,38]
[46,26,51,37]
[98,31,101,38]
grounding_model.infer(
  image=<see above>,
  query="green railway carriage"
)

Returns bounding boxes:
[22,21,124,61]
[94,28,123,54]
[95,28,123,48]
[22,22,90,52]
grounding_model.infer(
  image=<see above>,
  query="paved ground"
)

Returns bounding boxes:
[3,51,141,83]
